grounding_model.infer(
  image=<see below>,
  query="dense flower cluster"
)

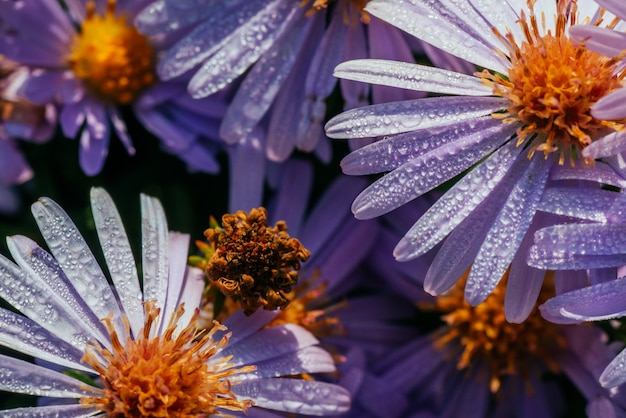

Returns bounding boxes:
[2,0,626,417]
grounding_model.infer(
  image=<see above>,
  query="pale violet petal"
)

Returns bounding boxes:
[231,378,351,415]
[601,346,626,388]
[423,171,519,296]
[528,224,626,270]
[31,197,125,339]
[0,354,101,398]
[173,266,205,334]
[134,0,225,36]
[140,193,169,337]
[465,155,551,305]
[333,60,492,96]
[217,324,319,367]
[596,0,626,21]
[542,278,626,324]
[325,96,509,139]
[7,236,111,349]
[219,309,279,347]
[591,90,626,121]
[236,346,335,380]
[0,253,94,350]
[219,15,314,143]
[349,120,518,219]
[0,403,100,417]
[468,0,525,46]
[0,307,91,373]
[90,188,144,337]
[187,1,303,98]
[157,0,268,80]
[161,232,191,331]
[365,0,509,73]
[538,187,616,222]
[394,140,524,261]
[550,164,626,189]
[583,131,626,160]
[569,25,626,57]
[341,116,508,175]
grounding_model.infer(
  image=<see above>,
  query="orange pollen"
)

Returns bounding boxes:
[299,0,371,24]
[81,301,255,417]
[479,0,626,166]
[422,269,566,394]
[67,0,155,105]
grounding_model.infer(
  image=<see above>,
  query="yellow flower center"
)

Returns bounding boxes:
[81,302,255,417]
[300,0,371,24]
[480,0,625,165]
[203,207,311,315]
[67,0,155,105]
[423,270,565,393]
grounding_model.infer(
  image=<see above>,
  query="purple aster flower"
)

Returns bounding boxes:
[324,0,626,316]
[135,0,471,165]
[0,187,351,416]
[0,0,226,176]
[367,219,626,418]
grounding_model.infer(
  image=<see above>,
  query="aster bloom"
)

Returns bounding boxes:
[135,0,469,167]
[367,242,626,418]
[0,0,226,176]
[325,0,626,317]
[0,187,350,416]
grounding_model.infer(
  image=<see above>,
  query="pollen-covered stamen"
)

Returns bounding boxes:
[204,207,311,315]
[81,301,255,417]
[480,0,626,166]
[300,0,371,24]
[422,270,565,394]
[67,0,155,104]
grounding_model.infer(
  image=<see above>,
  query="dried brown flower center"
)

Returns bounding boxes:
[424,270,565,393]
[480,0,625,165]
[204,207,311,315]
[81,302,254,417]
[68,0,155,104]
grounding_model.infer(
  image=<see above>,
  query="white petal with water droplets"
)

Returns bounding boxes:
[0,403,100,417]
[0,240,103,351]
[219,15,314,143]
[31,197,125,339]
[0,307,90,373]
[341,116,507,175]
[232,378,351,415]
[394,141,524,261]
[528,224,626,270]
[325,96,509,139]
[157,0,268,80]
[217,324,318,367]
[90,188,144,338]
[0,354,101,398]
[538,187,616,222]
[366,0,509,73]
[140,193,169,337]
[187,0,303,98]
[236,346,336,380]
[134,0,226,36]
[333,59,492,96]
[465,156,551,305]
[349,120,518,219]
